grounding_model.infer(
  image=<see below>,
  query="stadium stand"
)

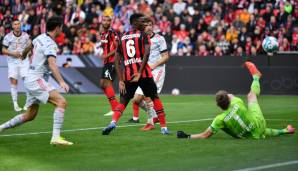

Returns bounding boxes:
[0,0,297,56]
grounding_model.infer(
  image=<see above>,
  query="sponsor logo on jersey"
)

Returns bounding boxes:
[121,34,140,40]
[124,58,142,66]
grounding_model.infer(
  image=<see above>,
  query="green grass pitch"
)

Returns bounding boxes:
[0,94,297,171]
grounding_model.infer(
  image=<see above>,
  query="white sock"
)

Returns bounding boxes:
[52,108,65,139]
[11,85,18,105]
[144,101,157,124]
[24,91,30,108]
[133,117,139,121]
[0,114,25,130]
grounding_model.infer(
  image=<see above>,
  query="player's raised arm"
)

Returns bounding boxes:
[48,56,69,92]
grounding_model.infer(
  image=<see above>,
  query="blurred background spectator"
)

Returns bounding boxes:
[0,0,297,57]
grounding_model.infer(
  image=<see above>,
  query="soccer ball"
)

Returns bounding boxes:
[171,88,180,96]
[262,36,279,53]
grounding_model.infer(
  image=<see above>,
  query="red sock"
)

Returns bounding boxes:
[133,102,139,118]
[112,104,126,123]
[103,86,119,111]
[153,98,166,127]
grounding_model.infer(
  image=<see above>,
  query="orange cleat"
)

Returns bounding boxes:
[140,123,155,131]
[244,61,262,78]
[287,125,296,134]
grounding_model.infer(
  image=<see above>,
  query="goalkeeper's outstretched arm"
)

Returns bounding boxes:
[177,128,213,139]
[190,128,213,139]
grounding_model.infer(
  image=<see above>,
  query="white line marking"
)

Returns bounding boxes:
[0,118,295,137]
[234,160,298,171]
[0,118,213,137]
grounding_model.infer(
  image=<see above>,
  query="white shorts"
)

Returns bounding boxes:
[135,66,165,95]
[7,60,29,79]
[24,78,55,106]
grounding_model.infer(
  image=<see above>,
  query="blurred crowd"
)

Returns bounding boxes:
[0,0,298,57]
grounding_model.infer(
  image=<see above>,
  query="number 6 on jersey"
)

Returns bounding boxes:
[126,40,136,58]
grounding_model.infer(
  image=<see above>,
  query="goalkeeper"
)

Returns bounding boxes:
[177,62,296,139]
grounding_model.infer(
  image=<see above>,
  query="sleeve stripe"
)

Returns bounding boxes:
[2,45,9,48]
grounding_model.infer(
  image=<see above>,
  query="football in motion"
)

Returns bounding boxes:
[262,36,279,53]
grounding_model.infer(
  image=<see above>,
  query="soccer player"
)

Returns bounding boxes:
[2,19,31,111]
[0,16,73,146]
[98,15,119,116]
[102,14,169,135]
[177,62,296,139]
[127,17,169,132]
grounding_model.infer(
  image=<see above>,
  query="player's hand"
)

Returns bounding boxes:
[119,81,126,94]
[177,131,191,139]
[13,52,22,59]
[130,73,141,82]
[59,82,70,93]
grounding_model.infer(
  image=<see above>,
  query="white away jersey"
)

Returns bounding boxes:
[27,33,58,81]
[148,33,168,68]
[2,31,30,63]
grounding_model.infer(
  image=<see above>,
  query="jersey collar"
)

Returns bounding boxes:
[150,33,155,38]
[46,33,56,42]
[13,31,22,37]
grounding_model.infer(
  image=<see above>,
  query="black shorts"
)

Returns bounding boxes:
[101,63,116,81]
[120,77,158,104]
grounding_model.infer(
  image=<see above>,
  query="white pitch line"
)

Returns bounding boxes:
[0,118,295,137]
[0,118,213,137]
[234,160,298,171]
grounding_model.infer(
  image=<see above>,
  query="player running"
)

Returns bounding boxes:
[98,15,120,116]
[127,17,170,131]
[177,62,296,139]
[102,14,169,135]
[2,19,31,111]
[0,16,73,146]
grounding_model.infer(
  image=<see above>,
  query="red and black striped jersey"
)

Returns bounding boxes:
[100,29,118,64]
[117,29,152,81]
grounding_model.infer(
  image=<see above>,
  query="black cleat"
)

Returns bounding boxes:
[127,118,140,123]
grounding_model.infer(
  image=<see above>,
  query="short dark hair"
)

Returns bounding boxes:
[46,16,63,31]
[141,16,153,24]
[215,90,230,110]
[129,13,144,26]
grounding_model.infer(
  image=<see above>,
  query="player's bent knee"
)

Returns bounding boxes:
[132,96,142,104]
[100,79,111,89]
[57,98,67,108]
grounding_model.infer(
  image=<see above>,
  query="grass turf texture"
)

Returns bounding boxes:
[0,94,297,171]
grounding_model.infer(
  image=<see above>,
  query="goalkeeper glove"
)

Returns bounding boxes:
[177,131,191,139]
